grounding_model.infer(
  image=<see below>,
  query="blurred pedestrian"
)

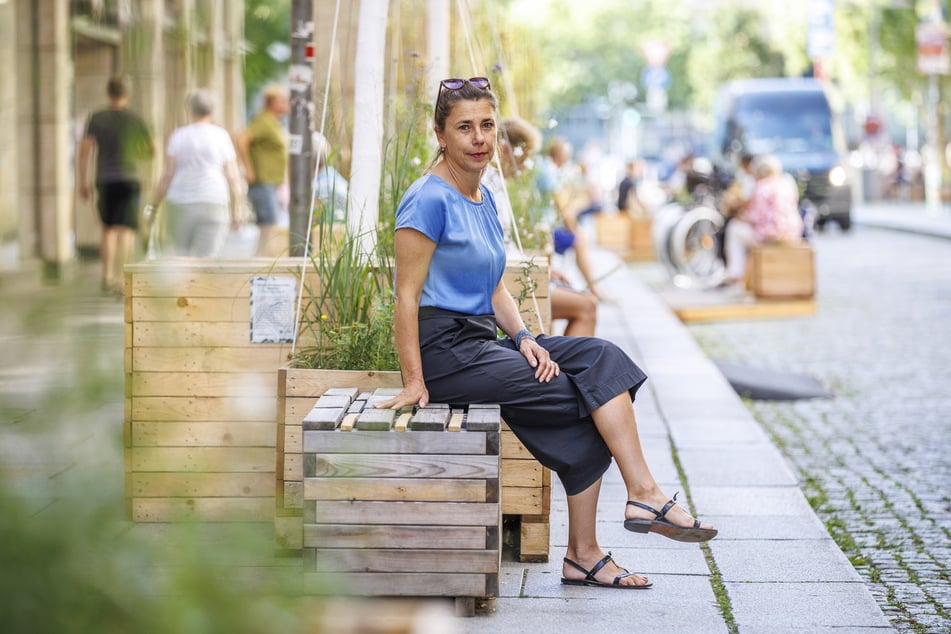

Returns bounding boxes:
[148,89,243,257]
[236,84,289,255]
[311,132,349,225]
[617,158,647,217]
[722,154,803,286]
[485,117,598,337]
[77,75,154,293]
[537,137,605,299]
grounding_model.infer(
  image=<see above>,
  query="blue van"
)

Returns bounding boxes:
[711,78,852,230]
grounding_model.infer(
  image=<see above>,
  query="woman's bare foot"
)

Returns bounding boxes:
[624,491,717,542]
[561,549,651,588]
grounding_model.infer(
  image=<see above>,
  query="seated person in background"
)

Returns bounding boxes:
[537,137,605,300]
[485,118,598,336]
[616,159,648,217]
[722,154,803,286]
[311,132,349,225]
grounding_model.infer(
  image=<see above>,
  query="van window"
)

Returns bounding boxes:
[732,92,833,155]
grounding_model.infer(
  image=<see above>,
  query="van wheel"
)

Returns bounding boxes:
[837,216,852,231]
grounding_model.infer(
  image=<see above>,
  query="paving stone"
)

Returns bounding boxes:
[677,445,799,487]
[711,539,862,582]
[725,581,894,632]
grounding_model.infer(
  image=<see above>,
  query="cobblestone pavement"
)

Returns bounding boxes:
[682,226,951,633]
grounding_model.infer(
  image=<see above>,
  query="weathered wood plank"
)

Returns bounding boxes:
[300,572,488,598]
[132,396,277,422]
[308,454,498,479]
[131,421,275,447]
[131,447,275,472]
[302,406,346,431]
[130,472,273,497]
[311,501,499,526]
[465,404,501,431]
[131,372,277,397]
[302,430,488,455]
[133,347,289,372]
[408,407,450,431]
[283,369,402,397]
[304,477,487,502]
[303,524,487,550]
[501,458,543,486]
[355,407,396,431]
[131,497,273,522]
[309,548,499,574]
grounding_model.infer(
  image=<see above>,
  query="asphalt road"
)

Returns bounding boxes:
[684,225,951,633]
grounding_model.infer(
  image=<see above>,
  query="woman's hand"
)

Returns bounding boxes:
[520,338,560,383]
[375,378,429,410]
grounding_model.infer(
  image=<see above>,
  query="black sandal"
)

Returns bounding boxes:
[560,552,652,589]
[624,491,718,542]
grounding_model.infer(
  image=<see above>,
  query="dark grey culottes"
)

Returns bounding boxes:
[418,308,648,495]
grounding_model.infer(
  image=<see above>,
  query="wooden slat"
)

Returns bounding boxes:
[301,572,488,598]
[309,454,498,479]
[130,472,273,497]
[355,407,396,431]
[131,447,275,472]
[303,430,489,455]
[133,347,289,372]
[501,459,543,486]
[304,524,487,550]
[500,486,543,515]
[305,477,487,502]
[131,297,253,323]
[132,396,277,422]
[408,407,450,431]
[131,497,273,522]
[309,548,498,574]
[131,372,277,397]
[501,430,534,459]
[312,501,499,526]
[133,321,251,347]
[131,421,275,447]
[283,369,402,397]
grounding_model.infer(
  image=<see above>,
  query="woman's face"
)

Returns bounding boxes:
[435,98,497,175]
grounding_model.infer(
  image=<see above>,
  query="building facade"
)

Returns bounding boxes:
[0,0,245,278]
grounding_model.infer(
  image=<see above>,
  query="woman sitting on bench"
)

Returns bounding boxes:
[378,77,716,590]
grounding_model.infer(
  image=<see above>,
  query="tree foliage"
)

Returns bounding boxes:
[243,0,291,107]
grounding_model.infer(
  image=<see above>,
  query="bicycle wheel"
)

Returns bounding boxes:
[667,206,725,288]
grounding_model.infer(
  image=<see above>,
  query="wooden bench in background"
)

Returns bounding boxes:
[596,212,655,262]
[748,242,816,300]
[298,386,501,616]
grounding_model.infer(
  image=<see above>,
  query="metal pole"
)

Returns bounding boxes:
[924,73,942,214]
[288,0,314,257]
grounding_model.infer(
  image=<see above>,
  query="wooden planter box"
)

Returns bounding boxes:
[298,386,501,613]
[748,243,815,299]
[596,213,655,261]
[278,367,551,562]
[124,256,551,561]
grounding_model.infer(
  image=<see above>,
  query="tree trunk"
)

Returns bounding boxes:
[349,0,388,255]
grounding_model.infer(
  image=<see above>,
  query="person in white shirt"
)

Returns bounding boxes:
[149,89,243,257]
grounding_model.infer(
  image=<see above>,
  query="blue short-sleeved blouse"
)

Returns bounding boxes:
[395,174,507,315]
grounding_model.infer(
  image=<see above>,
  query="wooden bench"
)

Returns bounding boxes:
[748,242,815,299]
[299,386,501,617]
[596,213,655,261]
[277,368,551,565]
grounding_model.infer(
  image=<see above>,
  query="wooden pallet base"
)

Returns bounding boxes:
[658,286,816,324]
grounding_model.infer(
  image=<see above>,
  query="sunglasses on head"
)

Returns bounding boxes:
[439,77,491,91]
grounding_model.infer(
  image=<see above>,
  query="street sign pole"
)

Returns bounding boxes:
[288,0,314,256]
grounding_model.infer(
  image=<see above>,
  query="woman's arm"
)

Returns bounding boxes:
[223,158,243,229]
[377,228,436,410]
[493,280,559,383]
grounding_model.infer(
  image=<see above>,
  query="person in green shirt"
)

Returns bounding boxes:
[236,84,289,255]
